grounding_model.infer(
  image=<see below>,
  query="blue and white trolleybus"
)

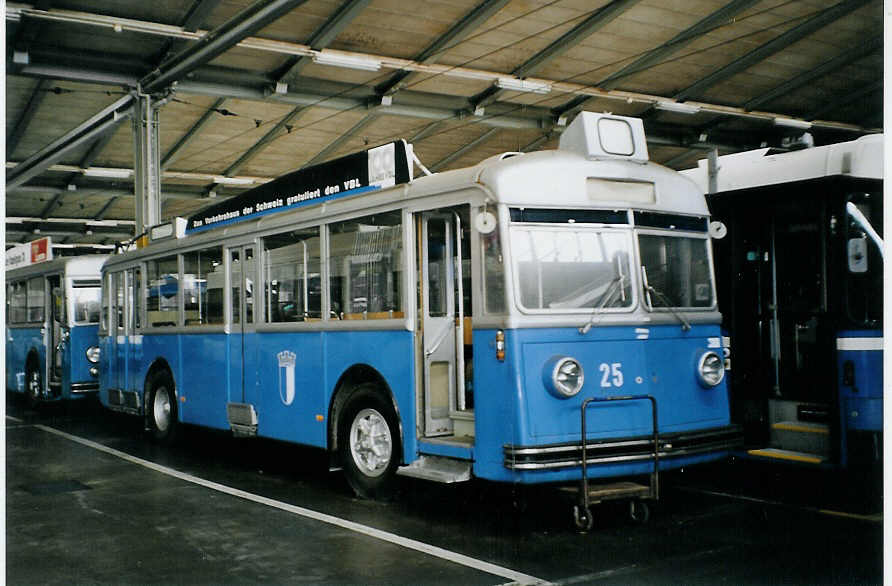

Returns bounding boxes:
[6,244,106,406]
[98,113,740,527]
[685,135,883,469]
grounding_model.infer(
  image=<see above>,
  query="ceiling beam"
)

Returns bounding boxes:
[6,79,49,156]
[277,0,372,85]
[431,127,500,171]
[302,112,377,168]
[375,0,510,97]
[744,35,882,111]
[182,0,223,32]
[95,196,119,220]
[806,80,882,120]
[162,97,227,169]
[38,188,67,218]
[140,0,309,93]
[473,0,643,108]
[223,106,308,176]
[8,3,878,135]
[5,94,135,190]
[516,0,642,79]
[14,54,874,137]
[673,0,872,102]
[600,0,762,90]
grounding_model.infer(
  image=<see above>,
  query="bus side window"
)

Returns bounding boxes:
[183,247,224,326]
[113,272,125,332]
[10,281,27,323]
[263,227,322,322]
[100,274,111,332]
[133,269,142,329]
[481,212,505,314]
[52,287,65,325]
[329,210,404,320]
[146,255,180,327]
[27,277,45,323]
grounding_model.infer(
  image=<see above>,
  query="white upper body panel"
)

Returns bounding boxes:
[681,134,884,194]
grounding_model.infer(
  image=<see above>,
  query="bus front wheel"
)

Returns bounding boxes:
[338,385,400,499]
[25,361,42,409]
[146,371,178,445]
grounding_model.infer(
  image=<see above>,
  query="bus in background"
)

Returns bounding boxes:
[99,112,739,528]
[6,240,106,406]
[683,135,883,469]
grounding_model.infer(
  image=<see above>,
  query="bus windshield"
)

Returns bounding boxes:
[71,284,102,324]
[511,226,633,311]
[639,234,713,309]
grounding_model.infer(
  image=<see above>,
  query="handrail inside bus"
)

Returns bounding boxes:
[846,202,885,260]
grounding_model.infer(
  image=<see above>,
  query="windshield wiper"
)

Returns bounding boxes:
[641,266,691,332]
[577,274,625,335]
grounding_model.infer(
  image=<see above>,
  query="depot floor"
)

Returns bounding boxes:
[6,397,883,585]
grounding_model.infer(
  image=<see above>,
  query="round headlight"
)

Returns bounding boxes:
[86,346,101,364]
[544,356,584,398]
[697,351,724,387]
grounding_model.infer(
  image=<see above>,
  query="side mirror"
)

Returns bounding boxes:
[847,236,868,273]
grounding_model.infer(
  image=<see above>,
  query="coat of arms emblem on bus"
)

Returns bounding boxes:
[277,350,296,406]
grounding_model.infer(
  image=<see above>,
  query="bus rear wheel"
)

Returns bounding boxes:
[147,371,178,445]
[338,385,400,499]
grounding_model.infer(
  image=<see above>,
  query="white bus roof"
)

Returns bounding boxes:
[6,255,108,280]
[681,134,884,194]
[413,149,709,217]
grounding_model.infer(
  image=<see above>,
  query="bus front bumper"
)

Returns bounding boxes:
[503,425,743,470]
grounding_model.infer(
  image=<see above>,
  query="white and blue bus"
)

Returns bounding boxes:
[98,113,739,524]
[684,135,883,469]
[6,248,106,406]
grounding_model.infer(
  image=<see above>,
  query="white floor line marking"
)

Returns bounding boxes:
[31,423,548,585]
[680,486,882,523]
[7,415,24,424]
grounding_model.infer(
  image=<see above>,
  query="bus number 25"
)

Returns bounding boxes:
[599,362,623,388]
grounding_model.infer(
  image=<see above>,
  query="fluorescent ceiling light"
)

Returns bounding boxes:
[655,101,701,115]
[312,51,381,72]
[495,77,551,94]
[83,167,132,179]
[212,176,255,185]
[773,117,813,130]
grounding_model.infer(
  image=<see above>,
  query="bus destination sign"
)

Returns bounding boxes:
[187,140,412,233]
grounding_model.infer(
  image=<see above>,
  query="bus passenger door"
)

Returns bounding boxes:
[111,271,127,393]
[47,275,65,395]
[227,246,256,411]
[418,213,458,436]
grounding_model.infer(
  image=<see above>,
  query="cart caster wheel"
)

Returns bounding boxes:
[629,500,650,524]
[573,505,594,532]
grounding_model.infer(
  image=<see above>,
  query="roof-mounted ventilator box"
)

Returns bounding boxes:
[559,112,649,164]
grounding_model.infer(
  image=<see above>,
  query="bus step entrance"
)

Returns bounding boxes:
[397,455,471,483]
[571,395,659,531]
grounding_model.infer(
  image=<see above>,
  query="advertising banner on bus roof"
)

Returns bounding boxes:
[186,140,412,234]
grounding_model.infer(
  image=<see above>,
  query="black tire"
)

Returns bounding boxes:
[146,370,178,445]
[573,504,594,532]
[337,384,401,499]
[629,500,650,524]
[25,358,43,409]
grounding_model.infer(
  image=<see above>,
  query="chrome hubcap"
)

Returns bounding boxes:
[349,408,392,477]
[28,370,41,399]
[153,387,171,433]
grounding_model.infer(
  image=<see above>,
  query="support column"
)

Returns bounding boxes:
[132,92,162,235]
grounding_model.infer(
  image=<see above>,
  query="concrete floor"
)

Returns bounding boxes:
[6,397,883,585]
